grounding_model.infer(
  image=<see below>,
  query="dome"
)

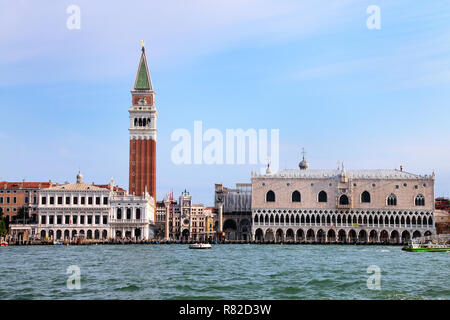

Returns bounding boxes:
[299,158,308,170]
[76,171,83,184]
[299,148,308,170]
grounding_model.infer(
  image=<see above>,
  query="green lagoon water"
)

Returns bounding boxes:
[1,244,449,300]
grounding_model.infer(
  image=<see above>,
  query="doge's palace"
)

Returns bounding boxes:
[251,154,436,244]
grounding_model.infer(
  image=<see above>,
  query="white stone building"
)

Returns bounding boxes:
[36,172,155,241]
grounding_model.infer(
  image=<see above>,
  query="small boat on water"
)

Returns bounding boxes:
[402,235,450,252]
[189,243,212,250]
[1,241,8,247]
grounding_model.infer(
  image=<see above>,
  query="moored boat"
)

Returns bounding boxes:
[189,243,212,249]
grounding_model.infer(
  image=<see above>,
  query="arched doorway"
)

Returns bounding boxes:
[369,230,378,243]
[296,229,305,242]
[115,230,122,238]
[306,229,315,242]
[348,230,357,243]
[94,230,100,239]
[286,229,294,242]
[181,229,189,241]
[87,230,93,239]
[48,230,54,239]
[358,230,368,243]
[412,231,421,238]
[265,229,274,242]
[401,230,410,243]
[275,229,284,242]
[317,229,326,243]
[240,219,250,241]
[380,230,389,243]
[40,230,46,239]
[424,230,432,237]
[56,230,62,240]
[64,230,70,240]
[223,219,238,240]
[338,230,346,242]
[72,230,77,239]
[327,229,336,243]
[102,230,108,239]
[255,228,264,242]
[390,230,400,244]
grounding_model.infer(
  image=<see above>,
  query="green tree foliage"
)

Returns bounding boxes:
[0,208,7,237]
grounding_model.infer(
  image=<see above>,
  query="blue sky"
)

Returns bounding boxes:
[1,0,450,205]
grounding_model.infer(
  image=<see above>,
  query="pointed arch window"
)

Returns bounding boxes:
[361,191,371,203]
[339,194,349,205]
[415,194,425,206]
[292,190,301,202]
[387,194,397,206]
[266,190,275,202]
[318,191,328,203]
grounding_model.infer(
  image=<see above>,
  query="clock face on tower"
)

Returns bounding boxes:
[183,219,189,225]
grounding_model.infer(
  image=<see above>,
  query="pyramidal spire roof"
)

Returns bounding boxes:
[133,43,153,91]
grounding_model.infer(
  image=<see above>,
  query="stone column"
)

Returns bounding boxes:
[164,199,170,241]
[218,203,223,233]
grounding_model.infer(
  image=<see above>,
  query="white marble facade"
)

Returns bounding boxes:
[36,172,155,240]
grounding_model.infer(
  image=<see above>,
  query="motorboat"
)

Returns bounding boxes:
[189,243,212,249]
[402,235,450,252]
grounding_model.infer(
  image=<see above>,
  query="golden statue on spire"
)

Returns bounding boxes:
[141,40,145,48]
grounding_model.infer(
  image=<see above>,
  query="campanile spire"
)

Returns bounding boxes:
[129,42,157,207]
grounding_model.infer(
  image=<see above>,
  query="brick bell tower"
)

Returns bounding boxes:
[129,41,157,203]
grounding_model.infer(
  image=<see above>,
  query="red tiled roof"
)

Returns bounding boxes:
[0,181,53,189]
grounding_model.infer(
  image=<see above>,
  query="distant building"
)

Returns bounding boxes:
[251,155,436,243]
[214,183,252,241]
[434,209,450,234]
[156,190,212,241]
[435,197,450,213]
[0,180,55,223]
[204,206,217,237]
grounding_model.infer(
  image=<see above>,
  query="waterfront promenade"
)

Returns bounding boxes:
[2,238,408,246]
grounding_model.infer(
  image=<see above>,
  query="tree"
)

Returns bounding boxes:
[0,208,7,237]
